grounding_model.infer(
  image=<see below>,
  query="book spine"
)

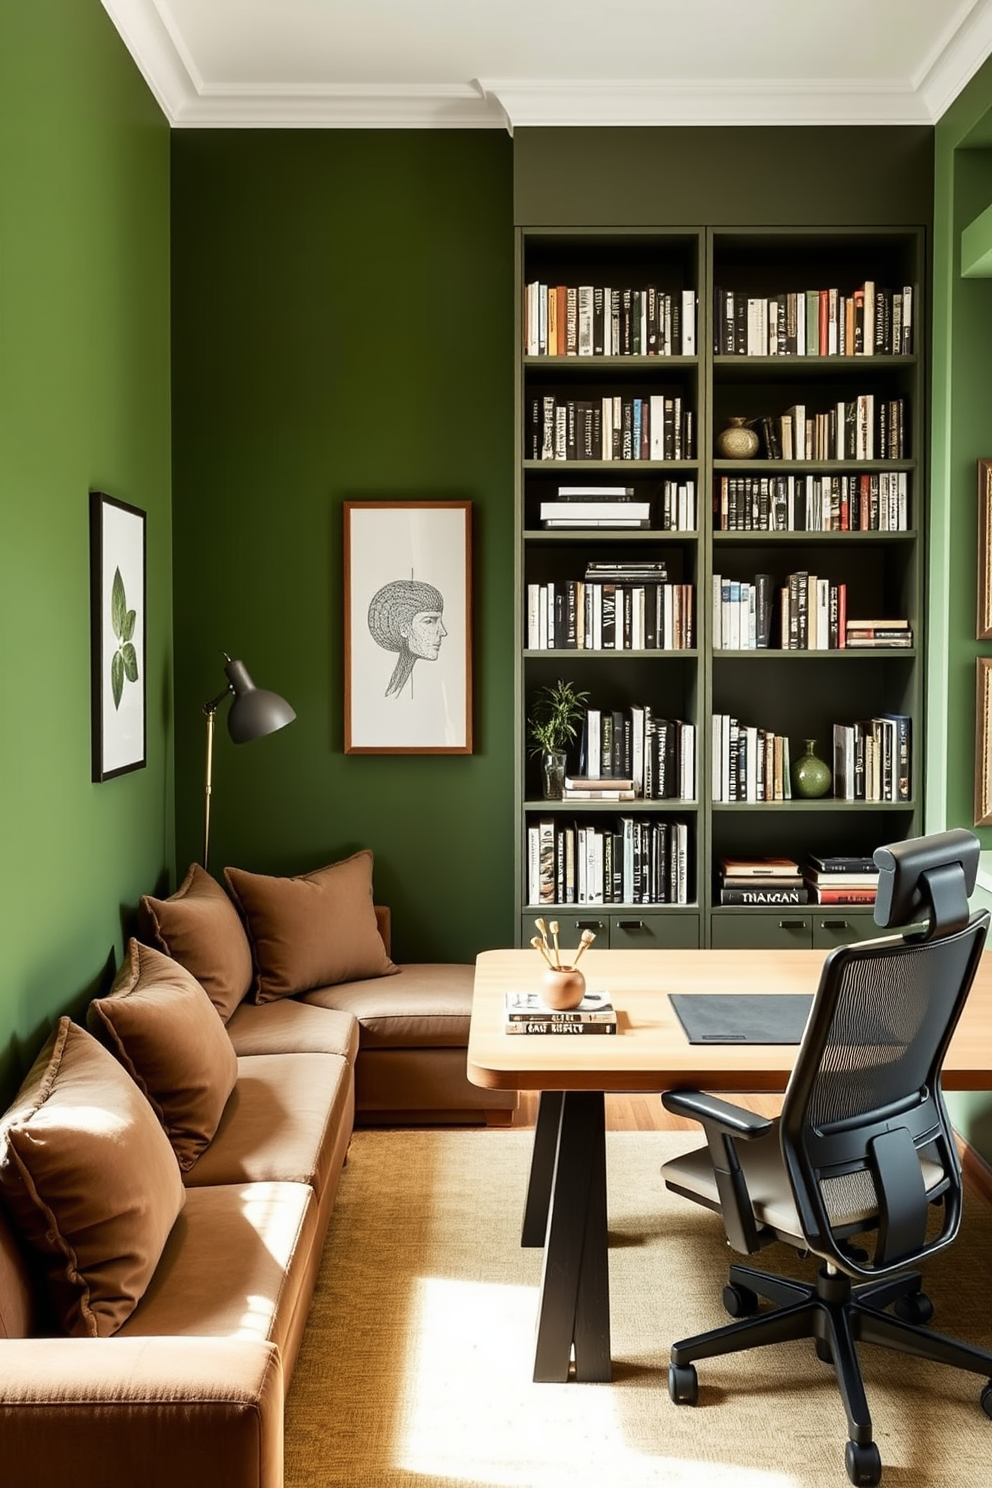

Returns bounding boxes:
[505,1022,618,1034]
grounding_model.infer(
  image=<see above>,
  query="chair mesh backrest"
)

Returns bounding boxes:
[780,914,988,1275]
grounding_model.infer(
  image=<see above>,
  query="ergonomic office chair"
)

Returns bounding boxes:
[661,829,992,1486]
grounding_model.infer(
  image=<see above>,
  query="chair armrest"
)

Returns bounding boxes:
[0,1336,284,1488]
[661,1089,776,1255]
[662,1089,774,1139]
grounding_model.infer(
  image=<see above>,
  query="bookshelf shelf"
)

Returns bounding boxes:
[514,223,924,949]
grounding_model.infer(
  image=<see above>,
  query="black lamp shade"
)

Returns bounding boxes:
[223,657,296,743]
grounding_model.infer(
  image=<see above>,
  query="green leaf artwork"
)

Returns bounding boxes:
[110,566,139,710]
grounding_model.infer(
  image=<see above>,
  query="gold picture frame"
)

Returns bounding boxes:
[979,460,992,639]
[976,658,992,826]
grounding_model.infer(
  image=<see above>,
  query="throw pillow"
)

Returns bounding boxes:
[87,939,239,1171]
[0,1018,185,1338]
[225,848,397,1002]
[139,862,253,1022]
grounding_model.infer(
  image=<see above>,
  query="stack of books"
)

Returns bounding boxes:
[718,857,807,905]
[844,618,913,649]
[562,775,636,802]
[805,854,879,905]
[540,485,651,529]
[504,989,617,1035]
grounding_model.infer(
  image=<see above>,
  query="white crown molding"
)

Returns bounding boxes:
[915,0,992,122]
[102,0,992,130]
[479,79,933,132]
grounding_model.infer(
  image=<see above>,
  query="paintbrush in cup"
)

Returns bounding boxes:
[549,920,562,969]
[571,928,596,968]
[530,935,555,968]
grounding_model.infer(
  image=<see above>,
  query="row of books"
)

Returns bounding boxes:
[749,397,907,462]
[712,573,852,651]
[714,472,909,532]
[712,717,793,802]
[712,283,913,357]
[525,575,695,651]
[529,394,694,462]
[526,816,691,906]
[523,283,697,358]
[832,717,912,802]
[717,854,880,906]
[536,481,697,531]
[577,705,696,800]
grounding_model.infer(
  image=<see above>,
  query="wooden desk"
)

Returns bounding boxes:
[467,947,992,1384]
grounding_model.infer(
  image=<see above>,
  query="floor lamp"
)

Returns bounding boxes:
[202,653,296,868]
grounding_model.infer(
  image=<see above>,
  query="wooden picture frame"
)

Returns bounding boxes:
[90,491,146,781]
[343,501,473,754]
[979,459,992,639]
[976,658,992,826]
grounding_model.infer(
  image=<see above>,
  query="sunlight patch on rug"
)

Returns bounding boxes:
[397,1274,797,1488]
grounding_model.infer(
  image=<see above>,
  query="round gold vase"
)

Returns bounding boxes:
[716,416,760,459]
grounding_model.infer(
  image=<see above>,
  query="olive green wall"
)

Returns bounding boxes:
[170,131,515,961]
[931,52,992,1160]
[0,1,173,1104]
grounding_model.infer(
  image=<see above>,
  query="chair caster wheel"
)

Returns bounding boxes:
[893,1290,933,1325]
[845,1439,882,1486]
[668,1363,698,1405]
[722,1282,759,1317]
[980,1380,992,1419]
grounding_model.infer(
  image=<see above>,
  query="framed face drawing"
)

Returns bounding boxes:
[90,491,146,782]
[343,501,473,754]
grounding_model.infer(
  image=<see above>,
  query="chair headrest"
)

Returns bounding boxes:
[873,828,980,938]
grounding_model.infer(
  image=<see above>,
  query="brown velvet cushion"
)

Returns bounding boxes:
[225,850,398,1003]
[0,1018,185,1338]
[139,863,253,1022]
[87,940,239,1171]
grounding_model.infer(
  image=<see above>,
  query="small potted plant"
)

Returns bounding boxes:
[527,678,589,800]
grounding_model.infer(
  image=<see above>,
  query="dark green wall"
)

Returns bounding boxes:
[170,131,515,961]
[0,1,173,1104]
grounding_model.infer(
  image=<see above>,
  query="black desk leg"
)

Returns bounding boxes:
[521,1091,563,1247]
[532,1090,611,1384]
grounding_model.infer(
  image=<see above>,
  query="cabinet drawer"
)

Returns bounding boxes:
[520,913,610,952]
[609,912,700,949]
[811,911,884,949]
[710,911,812,950]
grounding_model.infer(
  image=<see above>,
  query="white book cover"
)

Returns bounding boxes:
[649,394,666,459]
[712,574,723,648]
[577,286,594,356]
[682,289,695,355]
[681,722,695,801]
[526,583,540,649]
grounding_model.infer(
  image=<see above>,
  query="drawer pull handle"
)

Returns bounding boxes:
[575,919,604,931]
[617,919,644,930]
[778,918,807,929]
[820,919,850,930]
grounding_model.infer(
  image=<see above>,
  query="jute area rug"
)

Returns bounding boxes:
[285,1129,992,1488]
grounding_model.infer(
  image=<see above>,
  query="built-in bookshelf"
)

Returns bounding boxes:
[515,225,925,952]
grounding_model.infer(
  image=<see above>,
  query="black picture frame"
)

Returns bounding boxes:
[90,491,147,781]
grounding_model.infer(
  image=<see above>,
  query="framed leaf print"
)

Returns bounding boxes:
[90,491,146,781]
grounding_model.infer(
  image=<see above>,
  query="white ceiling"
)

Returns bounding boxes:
[102,0,992,130]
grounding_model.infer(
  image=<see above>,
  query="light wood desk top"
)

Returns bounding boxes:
[467,946,992,1094]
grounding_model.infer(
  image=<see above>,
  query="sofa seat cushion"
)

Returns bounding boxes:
[225,997,359,1063]
[87,940,239,1171]
[139,863,253,1023]
[182,1054,352,1203]
[118,1180,317,1358]
[0,1019,185,1339]
[225,850,397,1002]
[299,962,474,1049]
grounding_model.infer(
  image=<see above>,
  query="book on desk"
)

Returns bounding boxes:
[504,990,618,1034]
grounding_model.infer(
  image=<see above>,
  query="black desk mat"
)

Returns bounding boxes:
[669,992,814,1044]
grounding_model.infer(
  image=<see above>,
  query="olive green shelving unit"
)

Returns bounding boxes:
[514,225,926,952]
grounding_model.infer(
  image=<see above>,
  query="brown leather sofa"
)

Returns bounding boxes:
[0,853,514,1488]
[0,946,358,1488]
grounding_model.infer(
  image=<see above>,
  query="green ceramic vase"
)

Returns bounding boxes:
[792,738,832,799]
